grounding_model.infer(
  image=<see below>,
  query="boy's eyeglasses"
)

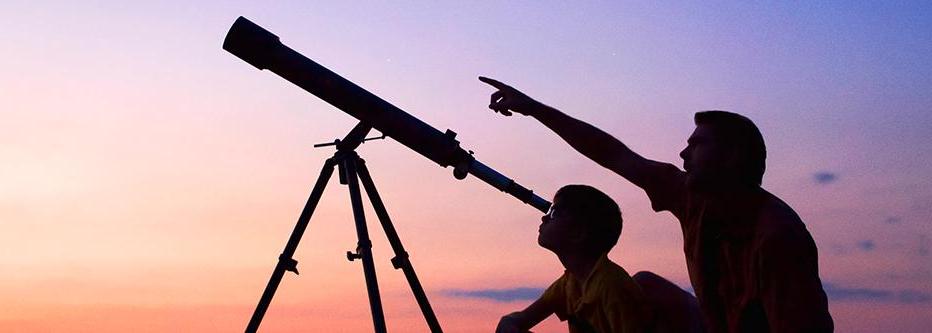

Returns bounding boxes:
[545,205,557,219]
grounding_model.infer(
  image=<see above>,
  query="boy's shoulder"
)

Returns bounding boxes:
[584,257,647,304]
[544,257,644,301]
[591,258,639,288]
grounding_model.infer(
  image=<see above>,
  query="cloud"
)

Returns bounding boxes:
[823,283,890,301]
[829,240,878,255]
[443,287,544,302]
[884,216,902,224]
[920,235,929,257]
[813,172,838,185]
[444,283,932,305]
[857,240,876,251]
[823,282,931,303]
[899,290,932,303]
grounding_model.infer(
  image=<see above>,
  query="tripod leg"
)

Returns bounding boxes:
[344,156,388,333]
[356,159,444,333]
[246,158,338,333]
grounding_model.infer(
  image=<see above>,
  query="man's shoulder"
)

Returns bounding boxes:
[642,160,689,216]
[755,192,816,250]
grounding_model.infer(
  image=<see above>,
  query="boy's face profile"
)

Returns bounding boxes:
[538,196,584,253]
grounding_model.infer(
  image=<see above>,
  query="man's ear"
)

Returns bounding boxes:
[722,145,743,171]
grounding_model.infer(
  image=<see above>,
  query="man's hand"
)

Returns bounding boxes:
[479,76,541,117]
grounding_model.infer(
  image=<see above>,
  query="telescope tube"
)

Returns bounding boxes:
[223,16,550,213]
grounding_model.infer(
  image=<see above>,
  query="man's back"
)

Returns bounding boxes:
[641,161,832,332]
[681,189,833,332]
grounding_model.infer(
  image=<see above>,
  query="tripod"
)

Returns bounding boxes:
[246,123,443,333]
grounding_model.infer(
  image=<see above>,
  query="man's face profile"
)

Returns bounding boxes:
[680,125,733,191]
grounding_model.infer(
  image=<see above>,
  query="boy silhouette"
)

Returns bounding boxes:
[496,185,652,333]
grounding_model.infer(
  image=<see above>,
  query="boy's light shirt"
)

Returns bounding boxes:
[540,255,653,333]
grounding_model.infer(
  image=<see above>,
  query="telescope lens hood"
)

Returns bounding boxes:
[223,16,281,70]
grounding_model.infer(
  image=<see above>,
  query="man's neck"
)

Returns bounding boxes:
[696,177,755,195]
[699,182,761,202]
[557,252,602,283]
[702,184,767,226]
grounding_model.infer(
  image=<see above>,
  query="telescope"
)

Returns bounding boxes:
[223,16,550,213]
[223,17,551,333]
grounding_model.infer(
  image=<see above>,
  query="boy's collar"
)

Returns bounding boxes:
[579,254,611,290]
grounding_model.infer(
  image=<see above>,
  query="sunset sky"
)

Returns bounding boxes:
[2,1,931,332]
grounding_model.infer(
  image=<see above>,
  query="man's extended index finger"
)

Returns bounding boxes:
[478,76,510,90]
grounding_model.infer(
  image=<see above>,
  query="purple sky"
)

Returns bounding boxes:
[2,1,931,332]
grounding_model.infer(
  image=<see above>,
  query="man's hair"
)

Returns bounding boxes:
[694,110,767,185]
[554,184,622,254]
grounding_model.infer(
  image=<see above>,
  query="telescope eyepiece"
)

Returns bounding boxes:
[223,16,281,70]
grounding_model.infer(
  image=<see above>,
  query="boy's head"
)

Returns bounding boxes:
[538,185,622,256]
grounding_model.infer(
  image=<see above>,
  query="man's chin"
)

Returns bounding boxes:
[685,174,703,190]
[686,174,716,192]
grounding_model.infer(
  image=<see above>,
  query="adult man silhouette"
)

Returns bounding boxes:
[480,76,833,333]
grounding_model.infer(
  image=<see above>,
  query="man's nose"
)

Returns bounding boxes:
[541,215,548,224]
[679,147,689,161]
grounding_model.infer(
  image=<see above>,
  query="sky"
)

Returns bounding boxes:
[1,1,931,332]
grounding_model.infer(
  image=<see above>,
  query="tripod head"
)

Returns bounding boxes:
[312,122,386,150]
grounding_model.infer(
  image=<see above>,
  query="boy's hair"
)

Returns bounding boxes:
[554,184,622,254]
[694,110,767,185]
